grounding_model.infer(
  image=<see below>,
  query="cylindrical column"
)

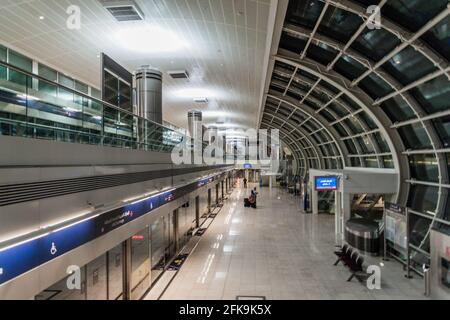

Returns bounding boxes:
[188,110,203,164]
[135,66,162,124]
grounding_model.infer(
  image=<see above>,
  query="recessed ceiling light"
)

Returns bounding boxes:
[39,16,45,20]
[114,25,187,53]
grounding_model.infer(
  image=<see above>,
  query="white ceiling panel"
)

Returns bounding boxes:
[0,0,272,130]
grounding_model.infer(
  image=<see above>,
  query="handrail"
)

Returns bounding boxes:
[0,60,185,136]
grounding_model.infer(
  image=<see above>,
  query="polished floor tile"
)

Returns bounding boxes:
[160,184,427,300]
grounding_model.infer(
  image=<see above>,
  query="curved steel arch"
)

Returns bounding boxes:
[272,55,408,203]
[261,120,311,174]
[282,20,449,211]
[262,116,324,162]
[270,69,382,162]
[266,93,348,165]
[261,121,314,176]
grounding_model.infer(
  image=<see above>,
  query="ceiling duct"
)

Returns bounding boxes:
[168,70,190,80]
[193,97,208,104]
[99,0,145,21]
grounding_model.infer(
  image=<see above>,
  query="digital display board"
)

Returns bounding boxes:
[314,176,337,190]
[243,164,252,169]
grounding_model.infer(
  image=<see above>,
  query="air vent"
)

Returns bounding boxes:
[193,97,208,104]
[100,0,144,21]
[168,70,190,79]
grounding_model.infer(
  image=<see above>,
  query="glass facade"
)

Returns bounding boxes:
[260,1,450,256]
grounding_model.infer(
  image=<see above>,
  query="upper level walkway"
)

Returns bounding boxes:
[157,181,426,300]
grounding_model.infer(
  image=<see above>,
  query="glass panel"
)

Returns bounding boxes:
[103,70,118,106]
[383,46,437,85]
[340,94,360,112]
[344,139,357,154]
[444,189,450,222]
[356,136,374,154]
[380,95,416,122]
[333,55,367,80]
[86,254,107,300]
[373,132,390,153]
[384,0,449,32]
[359,112,377,130]
[306,43,338,65]
[383,155,394,168]
[410,75,450,114]
[165,212,176,262]
[423,15,450,61]
[364,156,378,168]
[119,79,132,111]
[38,64,57,81]
[319,109,335,122]
[35,266,86,300]
[130,228,150,300]
[397,123,432,149]
[75,80,88,94]
[328,103,348,117]
[107,243,123,300]
[285,0,324,29]
[8,50,32,86]
[352,28,401,62]
[58,73,74,88]
[343,117,364,134]
[409,154,439,182]
[409,213,432,251]
[279,31,306,53]
[38,64,58,98]
[407,185,438,214]
[0,45,6,80]
[333,122,348,137]
[432,115,450,148]
[358,73,394,100]
[318,7,363,43]
[350,157,361,167]
[91,87,101,99]
[151,217,165,281]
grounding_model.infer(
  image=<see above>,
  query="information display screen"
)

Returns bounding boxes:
[243,164,252,169]
[314,176,337,190]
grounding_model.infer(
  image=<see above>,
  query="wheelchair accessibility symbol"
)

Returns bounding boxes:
[50,242,58,255]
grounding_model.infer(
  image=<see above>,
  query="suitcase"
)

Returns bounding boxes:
[244,198,250,207]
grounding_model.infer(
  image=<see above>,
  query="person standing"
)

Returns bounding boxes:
[243,177,247,188]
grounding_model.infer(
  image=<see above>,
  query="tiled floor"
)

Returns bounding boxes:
[160,183,427,300]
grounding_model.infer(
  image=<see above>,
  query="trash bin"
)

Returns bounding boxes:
[423,264,431,297]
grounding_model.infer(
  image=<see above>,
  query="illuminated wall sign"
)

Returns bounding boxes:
[243,164,252,169]
[0,170,230,285]
[314,176,337,190]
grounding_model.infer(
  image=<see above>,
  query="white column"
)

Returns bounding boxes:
[312,186,318,215]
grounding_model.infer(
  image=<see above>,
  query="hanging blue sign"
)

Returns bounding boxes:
[315,176,337,190]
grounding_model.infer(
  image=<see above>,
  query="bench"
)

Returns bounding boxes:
[333,244,368,282]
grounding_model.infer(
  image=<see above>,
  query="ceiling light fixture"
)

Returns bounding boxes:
[174,88,214,99]
[39,16,45,20]
[115,25,187,53]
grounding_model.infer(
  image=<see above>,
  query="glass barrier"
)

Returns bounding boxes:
[0,62,186,153]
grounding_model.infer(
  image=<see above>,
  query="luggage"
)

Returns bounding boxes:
[244,198,250,207]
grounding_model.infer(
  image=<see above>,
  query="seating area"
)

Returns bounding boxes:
[333,244,368,283]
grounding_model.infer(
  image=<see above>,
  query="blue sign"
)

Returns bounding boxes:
[315,176,337,190]
[243,164,252,169]
[0,170,229,285]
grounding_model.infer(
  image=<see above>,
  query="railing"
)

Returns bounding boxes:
[0,61,187,153]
